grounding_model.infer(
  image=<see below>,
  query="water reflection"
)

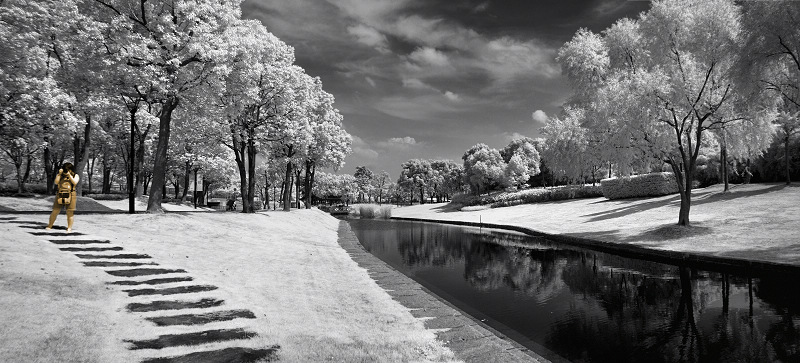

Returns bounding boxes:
[349,219,800,363]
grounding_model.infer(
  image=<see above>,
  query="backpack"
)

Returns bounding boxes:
[56,173,74,205]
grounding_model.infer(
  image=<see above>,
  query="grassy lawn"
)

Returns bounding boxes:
[394,183,800,266]
[0,208,458,362]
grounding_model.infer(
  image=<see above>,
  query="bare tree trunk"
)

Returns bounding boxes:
[181,160,191,201]
[147,96,179,213]
[73,117,92,196]
[245,138,257,213]
[721,131,729,192]
[786,135,791,185]
[283,161,293,211]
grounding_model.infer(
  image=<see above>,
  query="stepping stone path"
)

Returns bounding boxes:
[2,216,279,362]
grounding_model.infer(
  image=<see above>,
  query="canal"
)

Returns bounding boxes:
[348,218,800,363]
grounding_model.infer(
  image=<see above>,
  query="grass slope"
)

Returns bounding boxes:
[0,210,458,362]
[394,183,800,266]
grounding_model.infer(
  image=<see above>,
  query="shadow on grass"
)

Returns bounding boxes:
[571,223,714,244]
[581,184,790,223]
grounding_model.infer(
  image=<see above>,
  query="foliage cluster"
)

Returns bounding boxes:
[452,185,603,209]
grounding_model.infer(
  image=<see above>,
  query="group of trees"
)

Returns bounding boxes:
[0,0,351,213]
[542,0,799,225]
[461,138,542,195]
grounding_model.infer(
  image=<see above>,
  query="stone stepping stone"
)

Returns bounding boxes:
[49,239,110,245]
[83,261,158,267]
[31,231,85,236]
[139,346,279,363]
[127,298,224,313]
[110,277,193,286]
[126,328,257,350]
[61,246,123,252]
[75,253,151,259]
[106,268,186,277]
[145,309,256,326]
[124,285,218,297]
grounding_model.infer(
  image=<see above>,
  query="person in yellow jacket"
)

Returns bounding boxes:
[46,162,80,233]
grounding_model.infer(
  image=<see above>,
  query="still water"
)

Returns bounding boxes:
[348,219,800,363]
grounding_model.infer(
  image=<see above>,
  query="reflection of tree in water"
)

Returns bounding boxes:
[756,277,800,362]
[386,221,799,362]
[395,223,469,267]
[550,261,779,363]
[463,243,570,301]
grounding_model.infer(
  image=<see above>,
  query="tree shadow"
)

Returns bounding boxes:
[581,195,682,223]
[571,223,714,244]
[582,184,790,223]
[430,202,462,213]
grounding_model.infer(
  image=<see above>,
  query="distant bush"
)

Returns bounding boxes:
[86,193,128,201]
[0,182,48,196]
[600,172,679,200]
[452,185,604,209]
[350,204,392,219]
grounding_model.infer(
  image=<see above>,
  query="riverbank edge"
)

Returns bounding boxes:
[390,216,800,276]
[336,221,550,363]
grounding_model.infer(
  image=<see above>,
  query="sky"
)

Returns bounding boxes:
[240,0,651,175]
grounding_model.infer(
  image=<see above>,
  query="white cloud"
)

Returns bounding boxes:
[473,2,490,13]
[408,47,451,67]
[374,95,461,121]
[402,78,436,90]
[388,136,416,145]
[501,132,528,142]
[365,76,376,87]
[532,110,548,124]
[377,136,419,149]
[443,91,460,102]
[350,135,379,159]
[347,24,389,52]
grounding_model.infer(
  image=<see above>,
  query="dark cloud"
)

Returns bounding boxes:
[241,0,650,174]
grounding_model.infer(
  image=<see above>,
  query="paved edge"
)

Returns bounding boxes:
[391,216,800,276]
[337,221,548,363]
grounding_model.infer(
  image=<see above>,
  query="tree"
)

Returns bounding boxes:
[462,144,505,195]
[354,165,374,203]
[774,111,800,184]
[373,171,391,205]
[500,137,541,188]
[90,0,243,213]
[302,82,350,208]
[398,159,432,204]
[557,0,775,226]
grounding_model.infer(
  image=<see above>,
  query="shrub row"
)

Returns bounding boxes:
[453,185,604,209]
[85,193,129,201]
[600,172,679,200]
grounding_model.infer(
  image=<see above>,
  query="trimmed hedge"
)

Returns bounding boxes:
[600,172,679,200]
[453,185,604,209]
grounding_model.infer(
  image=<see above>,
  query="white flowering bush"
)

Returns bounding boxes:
[600,172,679,200]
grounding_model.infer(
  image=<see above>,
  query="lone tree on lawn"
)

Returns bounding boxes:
[557,0,777,226]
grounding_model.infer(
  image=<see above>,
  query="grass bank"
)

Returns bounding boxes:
[0,209,458,362]
[393,183,800,267]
